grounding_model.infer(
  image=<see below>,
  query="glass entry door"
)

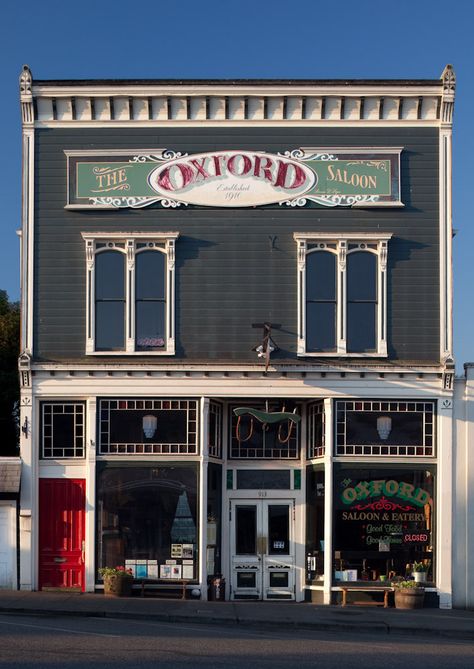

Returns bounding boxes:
[230,500,295,600]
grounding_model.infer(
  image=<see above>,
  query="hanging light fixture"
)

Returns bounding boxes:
[377,416,392,440]
[143,415,158,439]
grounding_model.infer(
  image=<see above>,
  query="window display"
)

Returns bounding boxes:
[333,465,434,584]
[97,465,198,582]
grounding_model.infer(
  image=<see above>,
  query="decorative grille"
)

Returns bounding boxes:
[41,403,85,459]
[99,398,198,455]
[229,404,299,459]
[335,400,435,457]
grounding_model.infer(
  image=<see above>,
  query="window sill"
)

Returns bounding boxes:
[298,352,388,358]
[87,350,175,356]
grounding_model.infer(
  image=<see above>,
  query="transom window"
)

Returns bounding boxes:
[294,233,391,357]
[99,398,198,455]
[82,232,178,355]
[335,400,435,457]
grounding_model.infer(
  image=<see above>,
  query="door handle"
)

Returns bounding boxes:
[81,540,85,563]
[257,535,267,556]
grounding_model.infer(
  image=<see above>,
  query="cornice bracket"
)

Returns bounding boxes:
[441,64,456,126]
[20,65,34,126]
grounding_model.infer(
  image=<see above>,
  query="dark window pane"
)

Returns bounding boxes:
[268,505,289,555]
[306,251,336,300]
[345,410,424,446]
[306,303,336,351]
[136,301,165,350]
[136,251,165,300]
[96,302,125,350]
[347,252,376,301]
[236,506,257,554]
[236,470,291,490]
[108,409,187,444]
[347,303,376,352]
[95,251,125,299]
[52,414,74,450]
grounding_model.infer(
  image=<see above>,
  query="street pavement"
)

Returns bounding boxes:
[0,590,473,641]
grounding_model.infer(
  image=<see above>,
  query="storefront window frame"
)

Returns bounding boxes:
[332,463,436,586]
[95,461,200,585]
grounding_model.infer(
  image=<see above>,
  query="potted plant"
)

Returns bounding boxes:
[391,579,425,609]
[412,560,430,583]
[99,565,134,597]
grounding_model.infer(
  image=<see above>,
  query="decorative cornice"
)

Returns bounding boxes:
[23,67,451,127]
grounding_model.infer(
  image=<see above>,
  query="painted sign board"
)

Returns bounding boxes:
[66,148,402,209]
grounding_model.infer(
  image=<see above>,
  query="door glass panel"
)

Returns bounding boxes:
[268,505,289,555]
[269,572,289,587]
[237,572,256,588]
[236,506,257,554]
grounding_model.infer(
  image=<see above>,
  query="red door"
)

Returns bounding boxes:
[39,479,86,591]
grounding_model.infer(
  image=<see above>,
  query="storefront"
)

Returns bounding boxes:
[17,65,456,607]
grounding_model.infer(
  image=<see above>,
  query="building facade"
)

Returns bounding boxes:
[17,65,457,606]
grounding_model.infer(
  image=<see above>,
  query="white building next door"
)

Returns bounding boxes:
[230,499,295,600]
[0,503,16,589]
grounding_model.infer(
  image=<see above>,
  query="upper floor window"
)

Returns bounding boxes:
[82,232,179,355]
[294,233,391,357]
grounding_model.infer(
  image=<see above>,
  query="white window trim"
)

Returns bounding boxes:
[293,232,392,357]
[81,231,179,355]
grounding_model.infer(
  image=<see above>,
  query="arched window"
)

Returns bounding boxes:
[95,250,125,351]
[83,233,178,355]
[306,251,337,352]
[135,250,166,351]
[294,233,390,357]
[347,251,377,352]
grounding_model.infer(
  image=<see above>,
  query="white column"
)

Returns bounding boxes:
[323,398,333,604]
[437,398,453,608]
[85,398,97,591]
[199,397,210,600]
[19,387,35,590]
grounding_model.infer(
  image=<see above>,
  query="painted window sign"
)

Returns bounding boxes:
[66,148,402,209]
[334,468,434,556]
[340,479,431,508]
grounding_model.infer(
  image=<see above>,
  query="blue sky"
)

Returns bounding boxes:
[1,0,473,370]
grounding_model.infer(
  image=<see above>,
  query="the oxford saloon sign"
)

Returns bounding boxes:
[67,148,402,209]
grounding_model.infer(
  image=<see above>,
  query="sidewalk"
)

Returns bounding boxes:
[0,590,473,641]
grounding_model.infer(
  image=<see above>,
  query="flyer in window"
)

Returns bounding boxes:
[136,560,147,578]
[182,564,194,579]
[171,544,183,558]
[171,565,182,579]
[125,560,137,577]
[182,544,194,559]
[148,561,158,578]
[160,565,172,579]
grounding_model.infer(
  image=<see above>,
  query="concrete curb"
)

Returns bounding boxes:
[1,606,473,641]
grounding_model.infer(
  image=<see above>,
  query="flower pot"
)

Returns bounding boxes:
[413,571,427,583]
[103,574,133,597]
[394,588,425,609]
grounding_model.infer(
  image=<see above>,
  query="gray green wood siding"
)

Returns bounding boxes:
[33,127,439,363]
